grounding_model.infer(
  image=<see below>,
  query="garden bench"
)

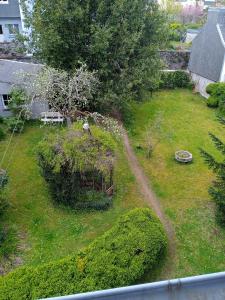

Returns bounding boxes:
[40,112,64,124]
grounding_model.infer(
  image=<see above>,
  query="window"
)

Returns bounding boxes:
[0,0,8,4]
[7,24,19,35]
[0,25,3,35]
[2,95,10,109]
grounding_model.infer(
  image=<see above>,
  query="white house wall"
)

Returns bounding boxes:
[0,17,22,42]
[190,73,215,98]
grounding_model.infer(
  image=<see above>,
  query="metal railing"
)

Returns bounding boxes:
[42,271,225,300]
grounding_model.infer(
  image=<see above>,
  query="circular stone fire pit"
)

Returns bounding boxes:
[175,150,193,163]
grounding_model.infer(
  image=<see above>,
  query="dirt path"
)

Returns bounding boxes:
[122,129,176,257]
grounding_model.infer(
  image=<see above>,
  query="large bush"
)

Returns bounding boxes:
[8,88,30,120]
[160,71,192,89]
[0,208,167,299]
[206,96,219,108]
[37,123,116,208]
[206,83,225,113]
[6,117,24,133]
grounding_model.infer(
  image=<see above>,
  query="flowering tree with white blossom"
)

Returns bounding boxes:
[18,64,98,124]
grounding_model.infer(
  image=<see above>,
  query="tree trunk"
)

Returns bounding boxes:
[66,116,72,127]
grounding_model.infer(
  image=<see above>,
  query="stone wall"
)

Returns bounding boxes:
[160,50,190,70]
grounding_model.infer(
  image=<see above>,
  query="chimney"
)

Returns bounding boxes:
[207,8,225,25]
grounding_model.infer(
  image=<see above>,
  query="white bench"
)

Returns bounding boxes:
[40,112,64,125]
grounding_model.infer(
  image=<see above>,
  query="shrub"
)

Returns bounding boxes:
[8,88,30,120]
[37,123,116,207]
[73,191,112,210]
[206,83,225,97]
[206,83,225,113]
[206,96,219,108]
[6,117,24,133]
[219,98,225,114]
[160,71,192,89]
[0,116,4,124]
[169,23,186,42]
[0,208,167,299]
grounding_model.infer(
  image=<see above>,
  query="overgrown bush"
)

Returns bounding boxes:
[6,117,24,133]
[0,208,167,299]
[73,191,112,210]
[8,88,30,120]
[37,123,116,208]
[206,83,225,113]
[206,96,219,108]
[160,71,192,89]
[169,23,186,42]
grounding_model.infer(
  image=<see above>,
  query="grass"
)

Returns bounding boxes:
[1,89,225,283]
[127,89,225,279]
[0,122,145,272]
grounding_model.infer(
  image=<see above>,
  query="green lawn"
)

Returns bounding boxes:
[128,89,225,279]
[0,123,144,272]
[2,89,225,282]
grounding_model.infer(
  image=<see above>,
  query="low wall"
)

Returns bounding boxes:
[160,50,190,70]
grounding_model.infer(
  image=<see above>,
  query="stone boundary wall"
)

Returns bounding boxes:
[159,50,190,71]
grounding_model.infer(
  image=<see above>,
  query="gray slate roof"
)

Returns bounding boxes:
[0,0,21,18]
[0,59,42,94]
[189,8,225,82]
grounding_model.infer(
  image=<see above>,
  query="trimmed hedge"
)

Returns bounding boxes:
[0,208,167,300]
[160,71,192,89]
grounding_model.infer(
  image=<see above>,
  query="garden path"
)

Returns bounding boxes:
[122,129,176,259]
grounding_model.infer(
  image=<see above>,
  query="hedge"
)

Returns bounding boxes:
[206,96,219,108]
[160,71,193,89]
[0,208,167,300]
[206,83,225,112]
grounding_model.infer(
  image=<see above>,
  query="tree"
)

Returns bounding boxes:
[8,88,30,120]
[200,124,225,225]
[19,64,98,124]
[22,0,167,112]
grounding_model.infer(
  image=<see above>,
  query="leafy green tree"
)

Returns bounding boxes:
[8,88,29,119]
[200,121,225,225]
[23,0,167,112]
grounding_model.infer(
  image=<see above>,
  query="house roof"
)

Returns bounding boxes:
[188,8,225,82]
[0,59,42,94]
[43,271,225,300]
[0,0,21,18]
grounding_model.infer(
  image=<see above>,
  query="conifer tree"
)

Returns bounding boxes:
[200,120,225,225]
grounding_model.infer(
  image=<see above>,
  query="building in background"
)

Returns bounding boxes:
[0,59,48,118]
[189,8,225,97]
[0,0,23,43]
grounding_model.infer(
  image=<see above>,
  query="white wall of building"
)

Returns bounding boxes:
[190,73,215,98]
